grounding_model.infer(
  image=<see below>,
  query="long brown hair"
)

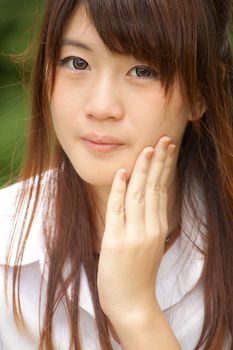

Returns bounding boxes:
[3,0,233,349]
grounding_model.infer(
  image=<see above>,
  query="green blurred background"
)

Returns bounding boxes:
[0,2,232,189]
[0,0,42,188]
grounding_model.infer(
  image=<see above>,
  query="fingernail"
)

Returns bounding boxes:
[145,147,154,160]
[167,144,176,156]
[119,169,126,181]
[158,136,171,150]
[163,137,171,150]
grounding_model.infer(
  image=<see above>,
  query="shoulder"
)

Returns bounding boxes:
[0,169,56,266]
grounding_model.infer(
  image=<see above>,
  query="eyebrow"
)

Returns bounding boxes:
[61,38,93,52]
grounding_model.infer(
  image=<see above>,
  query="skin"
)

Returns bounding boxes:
[50,4,194,246]
[50,4,201,347]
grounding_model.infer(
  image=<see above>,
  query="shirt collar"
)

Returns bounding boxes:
[0,171,206,315]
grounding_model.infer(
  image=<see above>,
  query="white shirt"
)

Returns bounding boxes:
[0,171,206,350]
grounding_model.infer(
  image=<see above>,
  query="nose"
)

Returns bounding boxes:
[84,73,124,121]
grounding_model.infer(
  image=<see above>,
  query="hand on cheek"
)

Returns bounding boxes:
[97,136,177,323]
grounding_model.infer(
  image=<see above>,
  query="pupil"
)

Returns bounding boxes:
[136,67,151,77]
[73,58,87,70]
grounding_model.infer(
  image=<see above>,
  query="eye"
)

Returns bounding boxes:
[59,56,89,71]
[59,56,159,79]
[129,65,159,79]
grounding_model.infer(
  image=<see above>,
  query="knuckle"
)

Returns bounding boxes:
[127,235,144,249]
[157,223,167,236]
[156,152,166,162]
[153,227,162,237]
[139,164,148,174]
[103,238,122,252]
[147,181,167,195]
[130,190,145,204]
[159,186,168,196]
[109,201,125,215]
[109,202,125,215]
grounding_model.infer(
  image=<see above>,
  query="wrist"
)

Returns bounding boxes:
[109,300,162,331]
[108,302,181,350]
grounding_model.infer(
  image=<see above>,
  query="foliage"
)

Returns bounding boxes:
[0,0,42,188]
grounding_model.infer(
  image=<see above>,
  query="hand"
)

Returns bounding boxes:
[97,136,177,324]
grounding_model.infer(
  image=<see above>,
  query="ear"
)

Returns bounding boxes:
[188,97,207,121]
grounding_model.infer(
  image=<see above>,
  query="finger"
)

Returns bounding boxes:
[145,137,171,234]
[104,169,127,242]
[159,143,177,232]
[124,146,154,237]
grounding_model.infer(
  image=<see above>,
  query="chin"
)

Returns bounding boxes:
[73,165,116,187]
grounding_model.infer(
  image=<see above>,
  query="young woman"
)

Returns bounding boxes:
[0,0,233,349]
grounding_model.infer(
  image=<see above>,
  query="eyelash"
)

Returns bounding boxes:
[59,56,159,79]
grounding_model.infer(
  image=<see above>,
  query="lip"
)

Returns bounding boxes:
[81,139,124,153]
[81,133,124,145]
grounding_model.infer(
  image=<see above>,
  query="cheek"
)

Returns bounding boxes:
[50,72,86,121]
[146,87,189,144]
[133,97,187,146]
[50,86,74,122]
[164,102,189,143]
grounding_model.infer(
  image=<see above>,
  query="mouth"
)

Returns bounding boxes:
[81,138,125,153]
[82,132,124,144]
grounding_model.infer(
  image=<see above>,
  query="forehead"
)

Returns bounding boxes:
[63,4,99,44]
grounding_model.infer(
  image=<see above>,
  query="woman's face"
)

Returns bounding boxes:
[50,4,191,188]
